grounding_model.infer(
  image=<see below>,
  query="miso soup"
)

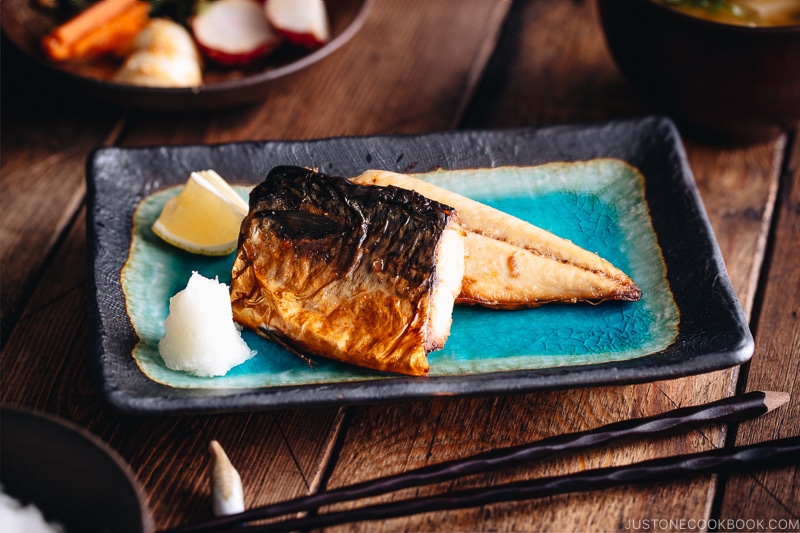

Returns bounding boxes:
[656,0,800,27]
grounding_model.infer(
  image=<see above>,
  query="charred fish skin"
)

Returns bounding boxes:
[352,169,642,309]
[230,166,464,376]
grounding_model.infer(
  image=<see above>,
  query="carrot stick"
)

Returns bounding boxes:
[71,2,150,58]
[42,0,149,61]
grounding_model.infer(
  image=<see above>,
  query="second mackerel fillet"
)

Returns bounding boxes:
[230,166,465,376]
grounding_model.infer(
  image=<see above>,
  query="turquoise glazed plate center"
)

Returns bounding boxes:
[87,120,753,413]
[123,160,679,388]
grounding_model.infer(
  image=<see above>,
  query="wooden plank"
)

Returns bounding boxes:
[461,0,650,129]
[320,0,784,531]
[717,130,800,523]
[682,141,784,319]
[0,42,123,342]
[0,1,512,530]
[119,0,511,147]
[2,0,787,530]
[0,208,346,529]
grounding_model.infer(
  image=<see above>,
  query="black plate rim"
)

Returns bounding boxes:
[86,116,753,414]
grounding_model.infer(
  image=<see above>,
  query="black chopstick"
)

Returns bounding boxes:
[237,435,800,532]
[163,390,788,533]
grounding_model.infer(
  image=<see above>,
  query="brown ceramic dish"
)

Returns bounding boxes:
[597,0,800,144]
[0,0,372,111]
[0,406,153,533]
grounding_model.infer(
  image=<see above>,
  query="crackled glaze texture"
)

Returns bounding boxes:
[123,160,678,388]
[87,120,753,413]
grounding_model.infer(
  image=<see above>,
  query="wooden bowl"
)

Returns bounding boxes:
[597,0,800,144]
[0,407,153,533]
[1,0,372,111]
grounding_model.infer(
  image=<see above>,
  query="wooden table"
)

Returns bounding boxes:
[2,1,798,531]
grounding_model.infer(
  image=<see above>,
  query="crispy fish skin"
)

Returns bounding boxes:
[230,166,464,376]
[352,169,642,309]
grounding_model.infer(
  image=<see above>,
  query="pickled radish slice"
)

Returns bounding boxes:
[264,0,330,48]
[192,0,282,66]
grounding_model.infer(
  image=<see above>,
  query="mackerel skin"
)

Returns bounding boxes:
[230,166,462,376]
[352,169,642,309]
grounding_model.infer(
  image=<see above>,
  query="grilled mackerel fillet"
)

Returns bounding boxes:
[230,166,465,376]
[352,169,641,310]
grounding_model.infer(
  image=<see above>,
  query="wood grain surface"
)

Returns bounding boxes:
[0,50,122,343]
[717,131,800,525]
[1,0,798,531]
[319,3,788,531]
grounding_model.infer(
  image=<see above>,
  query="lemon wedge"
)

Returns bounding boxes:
[152,170,249,256]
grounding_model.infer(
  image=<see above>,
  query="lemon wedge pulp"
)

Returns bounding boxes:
[152,170,249,255]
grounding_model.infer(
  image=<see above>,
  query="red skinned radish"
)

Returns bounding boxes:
[192,0,282,66]
[264,0,330,48]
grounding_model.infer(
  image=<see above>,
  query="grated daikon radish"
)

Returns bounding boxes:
[159,272,255,377]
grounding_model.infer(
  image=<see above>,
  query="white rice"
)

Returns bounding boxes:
[0,486,64,533]
[159,272,256,377]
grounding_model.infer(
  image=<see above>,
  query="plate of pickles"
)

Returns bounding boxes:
[0,0,373,111]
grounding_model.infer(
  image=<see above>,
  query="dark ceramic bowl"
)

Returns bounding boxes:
[0,0,372,111]
[0,407,153,533]
[597,0,800,144]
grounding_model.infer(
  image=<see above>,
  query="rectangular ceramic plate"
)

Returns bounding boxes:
[87,116,753,414]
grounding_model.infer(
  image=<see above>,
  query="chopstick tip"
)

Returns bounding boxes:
[762,391,791,412]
